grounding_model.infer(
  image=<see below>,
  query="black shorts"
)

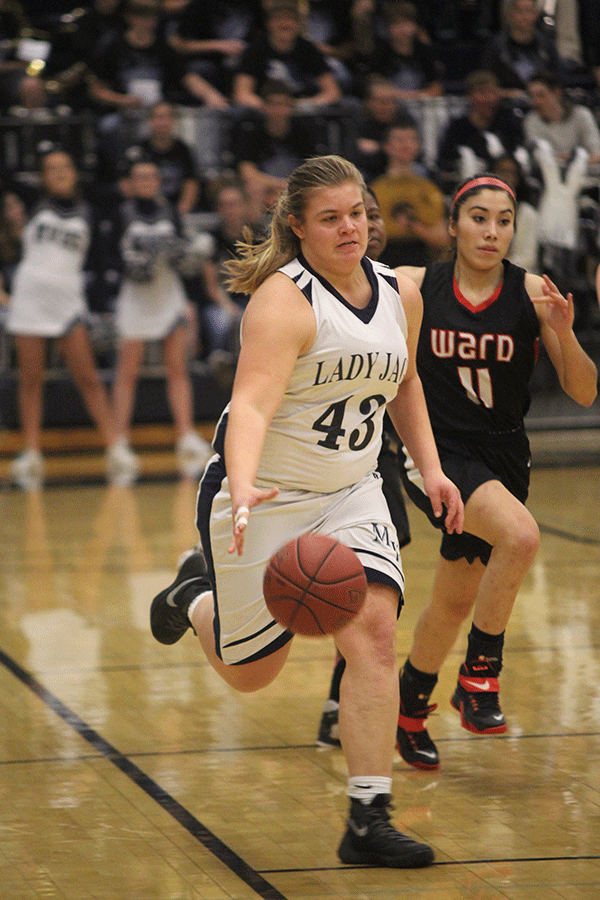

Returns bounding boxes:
[400,428,531,565]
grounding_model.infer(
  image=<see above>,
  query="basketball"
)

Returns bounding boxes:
[263,533,367,637]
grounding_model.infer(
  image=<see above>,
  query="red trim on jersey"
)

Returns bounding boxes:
[453,275,503,313]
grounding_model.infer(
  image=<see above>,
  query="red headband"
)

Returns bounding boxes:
[452,176,516,209]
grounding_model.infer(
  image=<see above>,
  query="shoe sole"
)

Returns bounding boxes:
[450,695,508,735]
[397,752,440,771]
[338,844,434,868]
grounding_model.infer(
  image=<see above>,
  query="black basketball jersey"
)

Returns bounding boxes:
[418,259,540,437]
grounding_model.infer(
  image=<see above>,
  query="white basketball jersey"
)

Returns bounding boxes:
[256,254,408,492]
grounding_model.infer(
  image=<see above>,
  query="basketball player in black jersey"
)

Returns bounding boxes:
[395,175,597,770]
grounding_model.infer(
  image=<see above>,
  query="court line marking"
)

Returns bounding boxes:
[0,645,289,900]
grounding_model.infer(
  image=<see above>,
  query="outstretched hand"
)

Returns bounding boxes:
[228,486,279,556]
[530,274,574,335]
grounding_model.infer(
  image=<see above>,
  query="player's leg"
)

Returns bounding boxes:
[316,652,345,746]
[318,433,411,747]
[334,582,433,868]
[449,479,539,733]
[398,555,482,769]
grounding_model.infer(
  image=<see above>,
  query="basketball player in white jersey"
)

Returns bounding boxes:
[149,155,463,868]
[5,148,138,488]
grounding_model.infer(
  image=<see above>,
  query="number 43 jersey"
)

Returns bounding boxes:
[257,253,409,493]
[418,259,540,438]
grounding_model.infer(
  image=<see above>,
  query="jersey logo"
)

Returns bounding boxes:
[312,352,404,385]
[430,329,514,362]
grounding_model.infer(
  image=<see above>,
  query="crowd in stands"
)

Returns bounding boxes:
[2,0,600,375]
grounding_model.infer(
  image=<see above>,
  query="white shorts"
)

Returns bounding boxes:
[197,462,404,665]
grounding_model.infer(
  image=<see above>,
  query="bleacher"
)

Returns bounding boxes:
[1,100,599,481]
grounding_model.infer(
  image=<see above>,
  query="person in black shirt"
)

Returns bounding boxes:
[394,174,597,770]
[350,73,407,183]
[436,69,526,191]
[168,0,263,105]
[232,0,341,112]
[136,101,200,215]
[479,0,561,101]
[233,79,323,221]
[42,0,125,108]
[86,0,183,113]
[357,1,443,103]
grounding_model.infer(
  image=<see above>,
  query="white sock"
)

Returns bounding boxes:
[347,776,393,804]
[187,590,211,624]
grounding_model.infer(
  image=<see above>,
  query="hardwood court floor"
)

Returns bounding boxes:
[0,462,599,899]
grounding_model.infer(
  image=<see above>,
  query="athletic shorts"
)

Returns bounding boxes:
[400,428,531,566]
[196,459,405,665]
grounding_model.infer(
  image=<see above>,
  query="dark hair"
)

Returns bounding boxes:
[385,1,418,25]
[384,111,420,141]
[465,69,500,94]
[527,68,561,91]
[450,173,516,222]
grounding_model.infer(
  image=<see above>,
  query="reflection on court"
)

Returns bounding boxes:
[0,466,599,899]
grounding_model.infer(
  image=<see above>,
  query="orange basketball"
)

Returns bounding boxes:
[263,533,367,637]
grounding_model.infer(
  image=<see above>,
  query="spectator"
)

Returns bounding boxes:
[578,0,600,91]
[168,0,263,107]
[41,0,125,109]
[0,0,32,114]
[524,69,600,166]
[86,0,184,114]
[490,152,540,272]
[129,101,200,215]
[370,115,450,267]
[0,188,26,298]
[232,0,342,112]
[479,0,561,100]
[540,0,596,91]
[4,148,138,488]
[419,0,499,44]
[233,79,324,221]
[356,1,443,103]
[350,73,406,182]
[199,175,255,363]
[436,69,526,191]
[303,0,375,95]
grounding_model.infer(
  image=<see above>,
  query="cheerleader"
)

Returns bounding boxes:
[112,156,213,476]
[5,148,138,488]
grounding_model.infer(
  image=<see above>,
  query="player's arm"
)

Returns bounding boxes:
[526,272,597,407]
[225,273,317,553]
[387,273,463,534]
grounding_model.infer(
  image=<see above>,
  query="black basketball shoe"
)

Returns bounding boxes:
[451,658,507,734]
[338,794,434,868]
[396,702,440,770]
[150,550,211,645]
